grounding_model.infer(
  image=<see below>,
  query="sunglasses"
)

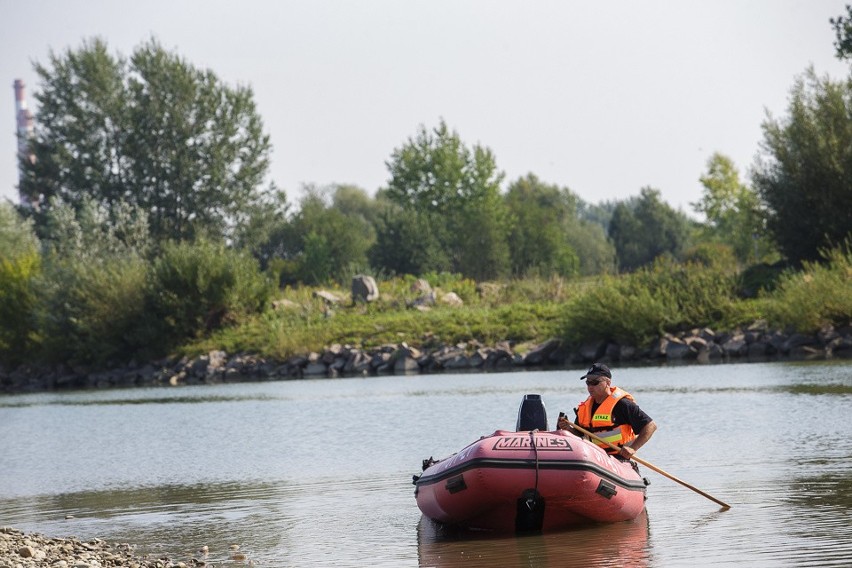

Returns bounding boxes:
[585,377,605,386]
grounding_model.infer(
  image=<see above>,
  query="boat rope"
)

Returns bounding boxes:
[527,430,540,510]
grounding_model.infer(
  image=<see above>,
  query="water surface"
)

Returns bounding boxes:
[1,361,850,566]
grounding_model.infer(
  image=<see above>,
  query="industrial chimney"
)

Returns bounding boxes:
[13,79,36,208]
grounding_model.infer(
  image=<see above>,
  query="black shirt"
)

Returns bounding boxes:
[578,397,653,434]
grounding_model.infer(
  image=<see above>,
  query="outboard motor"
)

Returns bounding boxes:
[516,394,548,431]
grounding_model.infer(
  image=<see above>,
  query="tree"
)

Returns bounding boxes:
[268,185,376,285]
[693,153,775,264]
[34,198,151,366]
[20,38,272,243]
[504,174,579,277]
[0,204,41,366]
[233,185,291,269]
[609,188,692,271]
[831,4,852,61]
[385,120,510,279]
[370,206,451,276]
[0,202,40,260]
[752,68,852,264]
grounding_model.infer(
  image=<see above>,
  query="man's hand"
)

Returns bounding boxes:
[619,445,636,459]
[556,415,572,430]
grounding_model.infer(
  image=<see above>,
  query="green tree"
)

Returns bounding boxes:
[145,239,274,350]
[20,37,272,243]
[504,174,579,277]
[609,187,692,271]
[385,120,511,279]
[34,198,151,366]
[752,68,852,263]
[693,153,775,264]
[0,202,40,260]
[0,204,42,366]
[831,4,852,61]
[270,185,376,285]
[573,199,618,275]
[370,206,451,276]
[233,185,290,269]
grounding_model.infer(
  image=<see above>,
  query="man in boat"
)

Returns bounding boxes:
[556,363,657,461]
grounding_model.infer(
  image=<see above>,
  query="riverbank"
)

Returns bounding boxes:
[0,526,228,567]
[1,322,850,393]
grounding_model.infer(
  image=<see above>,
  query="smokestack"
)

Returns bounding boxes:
[13,79,36,208]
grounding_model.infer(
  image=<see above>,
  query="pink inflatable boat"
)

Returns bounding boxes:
[413,394,649,532]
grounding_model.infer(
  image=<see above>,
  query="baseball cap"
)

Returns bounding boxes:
[580,363,612,380]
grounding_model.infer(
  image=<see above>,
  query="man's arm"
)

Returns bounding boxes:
[619,420,657,459]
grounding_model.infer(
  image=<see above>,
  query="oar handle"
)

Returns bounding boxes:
[565,422,731,510]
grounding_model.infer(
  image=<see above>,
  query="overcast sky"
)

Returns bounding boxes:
[2,0,849,216]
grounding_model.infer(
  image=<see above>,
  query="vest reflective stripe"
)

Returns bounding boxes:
[593,428,624,446]
[576,387,637,453]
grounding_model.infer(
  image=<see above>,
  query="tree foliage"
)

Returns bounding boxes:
[831,4,852,61]
[752,68,852,264]
[263,185,376,285]
[146,239,274,350]
[384,120,511,279]
[370,205,451,277]
[608,188,692,272]
[504,174,579,277]
[0,204,42,366]
[20,37,272,243]
[693,153,775,264]
[34,199,151,366]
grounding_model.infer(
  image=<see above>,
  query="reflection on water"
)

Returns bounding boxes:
[0,362,850,567]
[417,511,651,568]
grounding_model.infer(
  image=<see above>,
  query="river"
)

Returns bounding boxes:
[1,361,850,567]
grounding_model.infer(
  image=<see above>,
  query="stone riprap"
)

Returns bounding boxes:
[1,322,850,393]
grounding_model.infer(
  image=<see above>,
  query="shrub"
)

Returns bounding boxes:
[0,252,42,366]
[37,254,149,366]
[762,245,852,332]
[562,275,668,346]
[145,240,275,349]
[562,258,740,346]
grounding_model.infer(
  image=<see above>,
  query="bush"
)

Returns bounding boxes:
[562,275,668,346]
[762,245,852,332]
[738,262,786,298]
[562,258,740,346]
[145,240,275,349]
[0,252,42,366]
[37,254,149,366]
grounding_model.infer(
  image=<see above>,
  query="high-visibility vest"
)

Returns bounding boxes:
[576,387,637,453]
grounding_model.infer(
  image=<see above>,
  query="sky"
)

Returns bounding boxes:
[2,0,850,217]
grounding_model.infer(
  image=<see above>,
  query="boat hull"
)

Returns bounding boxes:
[414,429,647,532]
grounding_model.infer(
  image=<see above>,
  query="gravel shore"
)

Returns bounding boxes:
[0,527,225,568]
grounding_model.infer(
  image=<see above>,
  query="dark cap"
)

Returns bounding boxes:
[580,363,612,380]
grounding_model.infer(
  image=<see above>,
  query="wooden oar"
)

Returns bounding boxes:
[566,422,731,510]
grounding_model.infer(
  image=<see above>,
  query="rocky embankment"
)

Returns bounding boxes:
[1,322,850,393]
[0,526,223,568]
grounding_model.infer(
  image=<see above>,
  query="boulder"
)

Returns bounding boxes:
[409,291,436,309]
[410,278,432,293]
[440,292,464,307]
[666,340,697,360]
[351,275,380,303]
[523,339,562,365]
[313,290,341,305]
[271,298,300,310]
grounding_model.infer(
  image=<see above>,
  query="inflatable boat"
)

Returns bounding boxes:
[412,394,649,532]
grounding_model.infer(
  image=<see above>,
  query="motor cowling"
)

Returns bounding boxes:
[516,393,547,431]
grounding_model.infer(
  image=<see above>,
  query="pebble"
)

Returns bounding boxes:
[0,527,215,568]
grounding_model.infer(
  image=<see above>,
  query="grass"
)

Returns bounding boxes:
[173,245,852,361]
